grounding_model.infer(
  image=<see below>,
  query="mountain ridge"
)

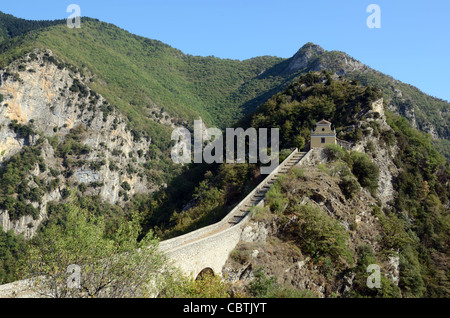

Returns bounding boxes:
[1,11,448,154]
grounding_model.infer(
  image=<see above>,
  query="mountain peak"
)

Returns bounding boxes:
[299,42,325,53]
[286,42,326,72]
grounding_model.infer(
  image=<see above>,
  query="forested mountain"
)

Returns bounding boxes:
[1,13,448,154]
[0,12,448,298]
[0,12,65,42]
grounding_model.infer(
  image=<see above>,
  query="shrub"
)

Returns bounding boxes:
[381,129,396,147]
[247,267,278,298]
[265,183,288,214]
[229,243,254,265]
[22,203,176,298]
[90,160,105,171]
[165,273,232,298]
[291,167,305,179]
[0,227,27,284]
[69,78,89,97]
[247,267,317,298]
[121,181,131,191]
[349,151,379,195]
[339,173,361,199]
[317,163,331,175]
[78,183,87,193]
[399,245,426,297]
[286,204,354,268]
[9,120,35,139]
[324,144,346,161]
[378,213,413,250]
[365,140,376,154]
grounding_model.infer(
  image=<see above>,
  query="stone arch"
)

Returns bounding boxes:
[196,267,215,280]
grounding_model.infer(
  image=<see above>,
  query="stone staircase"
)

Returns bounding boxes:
[227,150,308,226]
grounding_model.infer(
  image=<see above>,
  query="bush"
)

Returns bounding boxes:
[69,78,89,97]
[121,181,131,191]
[378,213,413,250]
[248,267,317,298]
[339,173,361,199]
[265,183,288,214]
[9,120,35,139]
[399,245,425,297]
[22,203,177,298]
[90,160,105,171]
[0,227,27,284]
[162,272,232,298]
[349,151,379,195]
[291,167,305,179]
[349,244,402,298]
[324,144,346,161]
[286,204,354,268]
[381,129,396,147]
[247,267,278,298]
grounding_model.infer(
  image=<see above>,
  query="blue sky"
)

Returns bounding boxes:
[1,0,449,102]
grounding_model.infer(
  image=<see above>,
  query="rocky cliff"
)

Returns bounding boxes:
[0,49,155,238]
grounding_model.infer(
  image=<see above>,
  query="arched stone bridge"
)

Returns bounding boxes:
[0,148,312,297]
[158,148,311,278]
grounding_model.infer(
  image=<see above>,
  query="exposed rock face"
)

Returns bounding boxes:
[286,43,367,76]
[286,43,325,73]
[0,50,157,238]
[352,99,398,205]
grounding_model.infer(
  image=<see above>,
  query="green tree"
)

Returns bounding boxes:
[0,227,27,284]
[21,199,178,298]
[349,245,401,298]
[164,274,232,298]
[399,245,426,297]
[293,135,305,150]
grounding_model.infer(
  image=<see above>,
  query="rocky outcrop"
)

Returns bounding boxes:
[0,50,157,238]
[286,43,325,73]
[353,99,398,205]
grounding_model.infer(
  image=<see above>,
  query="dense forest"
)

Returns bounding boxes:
[0,12,65,42]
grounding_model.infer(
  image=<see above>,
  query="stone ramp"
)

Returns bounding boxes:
[158,149,311,277]
[227,151,307,226]
[0,149,312,296]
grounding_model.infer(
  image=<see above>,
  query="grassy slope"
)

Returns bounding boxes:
[29,20,289,131]
[0,13,295,149]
